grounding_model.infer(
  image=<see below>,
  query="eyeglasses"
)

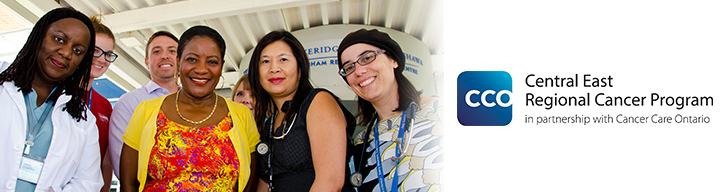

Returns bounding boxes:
[338,50,385,77]
[93,46,118,62]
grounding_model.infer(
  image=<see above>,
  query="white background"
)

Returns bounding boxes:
[445,1,725,191]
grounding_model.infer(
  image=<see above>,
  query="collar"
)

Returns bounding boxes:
[144,81,179,94]
[3,80,71,111]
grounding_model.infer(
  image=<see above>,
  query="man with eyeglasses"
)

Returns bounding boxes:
[108,31,179,179]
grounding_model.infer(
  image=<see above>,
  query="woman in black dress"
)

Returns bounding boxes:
[248,30,356,192]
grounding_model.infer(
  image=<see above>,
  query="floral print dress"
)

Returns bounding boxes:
[143,111,240,191]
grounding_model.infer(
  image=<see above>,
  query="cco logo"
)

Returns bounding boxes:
[458,71,513,126]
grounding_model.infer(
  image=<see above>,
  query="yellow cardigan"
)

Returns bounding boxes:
[122,95,260,191]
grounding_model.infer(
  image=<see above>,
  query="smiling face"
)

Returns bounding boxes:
[35,18,91,85]
[145,35,178,82]
[258,40,300,100]
[341,43,399,103]
[178,36,223,98]
[233,83,255,112]
[90,34,114,79]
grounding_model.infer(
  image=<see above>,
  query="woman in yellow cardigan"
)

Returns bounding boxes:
[119,26,260,192]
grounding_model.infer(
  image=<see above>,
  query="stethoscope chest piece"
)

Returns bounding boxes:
[350,172,363,187]
[257,142,270,156]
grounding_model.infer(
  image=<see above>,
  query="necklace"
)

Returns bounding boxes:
[176,92,218,125]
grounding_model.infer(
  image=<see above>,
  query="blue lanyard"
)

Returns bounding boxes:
[23,92,55,155]
[87,88,92,109]
[373,109,408,192]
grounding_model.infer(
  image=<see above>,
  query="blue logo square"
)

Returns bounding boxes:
[457,71,513,126]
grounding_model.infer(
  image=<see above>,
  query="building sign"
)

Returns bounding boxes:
[239,24,434,101]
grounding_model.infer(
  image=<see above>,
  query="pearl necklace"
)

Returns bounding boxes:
[176,92,218,125]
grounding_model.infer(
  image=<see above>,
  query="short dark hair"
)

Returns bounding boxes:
[176,25,226,61]
[248,30,313,124]
[145,31,178,58]
[0,7,96,121]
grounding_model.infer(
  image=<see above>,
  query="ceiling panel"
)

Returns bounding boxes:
[1,0,443,94]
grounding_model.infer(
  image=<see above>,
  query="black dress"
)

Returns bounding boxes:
[257,88,356,192]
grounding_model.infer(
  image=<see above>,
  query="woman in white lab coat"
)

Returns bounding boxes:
[0,8,102,191]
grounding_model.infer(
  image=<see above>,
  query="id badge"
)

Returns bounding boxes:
[18,153,45,184]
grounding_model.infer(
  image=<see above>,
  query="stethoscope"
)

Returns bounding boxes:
[349,101,417,191]
[256,100,294,156]
[256,100,296,192]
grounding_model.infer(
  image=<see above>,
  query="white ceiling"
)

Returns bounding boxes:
[1,0,443,92]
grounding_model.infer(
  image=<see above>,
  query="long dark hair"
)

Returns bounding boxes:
[357,70,421,126]
[248,30,313,125]
[336,28,422,126]
[0,8,96,122]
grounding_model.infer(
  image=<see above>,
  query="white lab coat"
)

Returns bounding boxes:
[0,61,102,191]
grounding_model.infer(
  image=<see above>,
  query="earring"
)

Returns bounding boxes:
[216,75,226,90]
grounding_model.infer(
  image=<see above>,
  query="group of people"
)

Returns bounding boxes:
[0,7,443,192]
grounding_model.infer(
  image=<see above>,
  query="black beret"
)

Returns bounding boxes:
[337,29,405,80]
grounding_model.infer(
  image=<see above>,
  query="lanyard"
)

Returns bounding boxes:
[266,110,276,191]
[23,93,54,155]
[373,109,408,192]
[87,88,92,109]
[265,107,297,192]
[267,142,274,192]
